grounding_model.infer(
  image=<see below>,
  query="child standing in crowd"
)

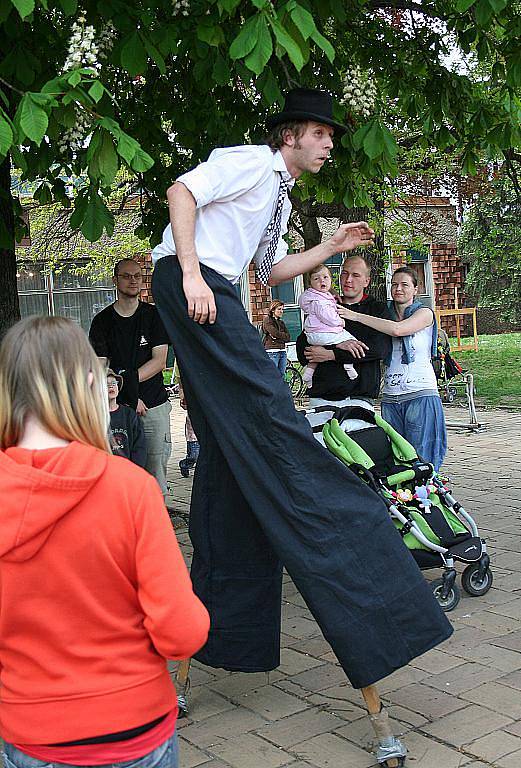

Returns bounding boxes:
[178,380,199,478]
[299,264,359,386]
[108,369,147,467]
[0,316,209,768]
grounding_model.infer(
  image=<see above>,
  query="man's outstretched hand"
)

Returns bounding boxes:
[329,222,374,253]
[183,273,217,324]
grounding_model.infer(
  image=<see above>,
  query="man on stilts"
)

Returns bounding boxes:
[152,88,452,767]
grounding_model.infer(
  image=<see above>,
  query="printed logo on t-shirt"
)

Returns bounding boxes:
[139,335,148,346]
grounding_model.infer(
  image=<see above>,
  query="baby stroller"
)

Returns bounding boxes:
[322,406,492,611]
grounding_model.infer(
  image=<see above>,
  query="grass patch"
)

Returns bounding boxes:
[448,333,521,408]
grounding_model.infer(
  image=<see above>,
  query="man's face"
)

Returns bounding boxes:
[340,258,370,303]
[113,262,142,298]
[283,122,334,177]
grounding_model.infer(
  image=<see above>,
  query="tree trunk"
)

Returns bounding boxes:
[0,155,20,338]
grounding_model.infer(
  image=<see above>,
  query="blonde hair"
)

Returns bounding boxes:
[309,263,331,279]
[0,316,110,452]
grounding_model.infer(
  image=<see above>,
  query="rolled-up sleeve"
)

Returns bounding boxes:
[177,147,270,208]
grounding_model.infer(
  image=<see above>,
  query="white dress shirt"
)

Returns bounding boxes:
[152,145,294,284]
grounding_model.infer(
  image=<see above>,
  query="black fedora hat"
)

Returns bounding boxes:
[266,87,347,135]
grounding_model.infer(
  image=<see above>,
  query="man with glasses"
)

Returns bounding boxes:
[89,258,172,499]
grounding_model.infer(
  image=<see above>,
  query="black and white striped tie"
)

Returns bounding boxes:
[257,173,288,286]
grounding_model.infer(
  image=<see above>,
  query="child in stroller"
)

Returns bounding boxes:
[321,405,492,611]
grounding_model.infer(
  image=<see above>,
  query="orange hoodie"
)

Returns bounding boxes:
[0,441,209,745]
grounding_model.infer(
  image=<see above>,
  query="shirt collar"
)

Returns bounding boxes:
[273,150,294,185]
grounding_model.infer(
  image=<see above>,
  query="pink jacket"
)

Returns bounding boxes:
[299,288,344,335]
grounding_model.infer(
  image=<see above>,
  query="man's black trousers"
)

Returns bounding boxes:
[152,257,452,689]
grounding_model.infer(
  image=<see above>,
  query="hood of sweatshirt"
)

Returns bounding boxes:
[0,442,108,562]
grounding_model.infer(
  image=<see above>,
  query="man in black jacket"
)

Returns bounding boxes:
[297,254,390,403]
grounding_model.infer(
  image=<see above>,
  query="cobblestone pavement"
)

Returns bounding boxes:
[166,402,521,768]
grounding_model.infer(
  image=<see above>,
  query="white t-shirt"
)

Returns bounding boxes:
[383,324,437,395]
[152,145,294,284]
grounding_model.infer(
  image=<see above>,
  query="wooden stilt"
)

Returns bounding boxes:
[361,684,401,767]
[176,657,191,688]
[175,657,192,717]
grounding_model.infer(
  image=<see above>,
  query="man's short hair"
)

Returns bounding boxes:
[265,120,308,150]
[342,254,372,276]
[113,258,141,277]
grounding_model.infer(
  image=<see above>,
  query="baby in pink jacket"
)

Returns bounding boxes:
[299,264,358,386]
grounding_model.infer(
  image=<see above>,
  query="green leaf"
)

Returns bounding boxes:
[88,130,119,187]
[10,145,27,172]
[10,0,35,19]
[475,0,493,25]
[121,32,147,76]
[258,67,282,105]
[59,0,77,14]
[130,145,154,173]
[88,80,104,103]
[362,120,385,159]
[487,0,507,12]
[116,132,140,164]
[506,59,521,88]
[67,70,82,87]
[99,116,122,139]
[455,0,476,10]
[251,0,267,7]
[70,190,89,230]
[81,190,114,241]
[18,93,48,145]
[34,182,53,205]
[352,121,372,151]
[270,18,304,70]
[229,15,260,60]
[380,123,398,158]
[0,113,14,156]
[142,34,167,74]
[212,53,231,85]
[244,16,272,74]
[290,5,316,40]
[218,0,241,12]
[310,28,334,63]
[197,23,225,47]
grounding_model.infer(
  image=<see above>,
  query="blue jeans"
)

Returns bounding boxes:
[266,350,287,376]
[3,732,178,768]
[381,395,447,471]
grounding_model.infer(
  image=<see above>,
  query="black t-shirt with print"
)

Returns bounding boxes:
[89,302,169,408]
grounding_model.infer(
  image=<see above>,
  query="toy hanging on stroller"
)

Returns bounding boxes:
[321,406,493,611]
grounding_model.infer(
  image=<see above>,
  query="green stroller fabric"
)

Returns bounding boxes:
[323,417,468,552]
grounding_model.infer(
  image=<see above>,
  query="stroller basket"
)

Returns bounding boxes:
[323,410,493,611]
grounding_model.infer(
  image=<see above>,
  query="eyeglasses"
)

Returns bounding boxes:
[107,380,119,387]
[116,272,142,281]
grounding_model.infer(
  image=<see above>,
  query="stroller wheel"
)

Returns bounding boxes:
[431,578,460,611]
[461,563,493,596]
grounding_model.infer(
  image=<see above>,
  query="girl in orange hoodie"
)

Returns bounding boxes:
[0,316,209,768]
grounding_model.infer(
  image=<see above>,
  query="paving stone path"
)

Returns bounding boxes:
[167,402,521,768]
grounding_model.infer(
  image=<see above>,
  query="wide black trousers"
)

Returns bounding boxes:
[152,257,452,688]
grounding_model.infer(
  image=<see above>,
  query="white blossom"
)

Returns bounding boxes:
[62,12,117,73]
[172,0,190,16]
[341,65,378,120]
